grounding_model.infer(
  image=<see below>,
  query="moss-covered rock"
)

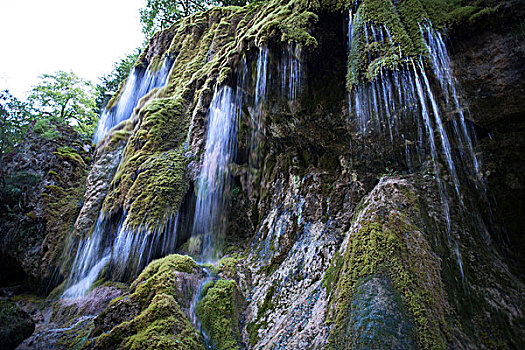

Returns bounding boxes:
[195,279,242,350]
[99,0,321,233]
[345,0,507,85]
[0,123,93,292]
[87,254,205,349]
[91,294,204,350]
[327,177,449,350]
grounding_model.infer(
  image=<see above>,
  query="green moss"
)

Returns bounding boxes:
[346,0,496,86]
[54,146,86,167]
[216,256,240,279]
[327,186,449,349]
[103,96,189,229]
[95,294,204,350]
[130,254,199,306]
[90,255,204,349]
[195,279,241,350]
[42,151,89,269]
[322,253,343,296]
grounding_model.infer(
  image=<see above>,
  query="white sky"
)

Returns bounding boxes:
[0,0,145,99]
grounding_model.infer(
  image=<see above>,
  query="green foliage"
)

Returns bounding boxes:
[0,90,32,153]
[140,0,212,38]
[0,90,33,193]
[28,71,100,139]
[32,118,60,139]
[139,0,252,39]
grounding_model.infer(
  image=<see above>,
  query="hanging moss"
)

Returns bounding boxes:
[103,96,189,230]
[100,0,321,234]
[346,0,504,86]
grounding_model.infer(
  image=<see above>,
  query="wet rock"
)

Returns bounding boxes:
[52,286,125,324]
[87,254,206,349]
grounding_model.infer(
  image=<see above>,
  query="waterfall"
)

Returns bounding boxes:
[190,75,245,262]
[347,16,484,229]
[250,47,269,169]
[63,214,111,298]
[63,213,180,297]
[62,54,178,297]
[93,55,174,143]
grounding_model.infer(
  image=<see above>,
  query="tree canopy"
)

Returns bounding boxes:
[28,71,100,138]
[140,0,249,38]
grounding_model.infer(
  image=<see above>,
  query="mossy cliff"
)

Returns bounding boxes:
[98,0,320,233]
[344,0,510,85]
[2,0,524,349]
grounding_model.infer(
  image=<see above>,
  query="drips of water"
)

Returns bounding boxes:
[93,55,174,143]
[280,44,302,100]
[347,17,484,229]
[250,46,269,169]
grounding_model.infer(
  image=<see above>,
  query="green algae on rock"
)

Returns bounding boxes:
[326,178,449,350]
[87,254,205,349]
[195,279,243,350]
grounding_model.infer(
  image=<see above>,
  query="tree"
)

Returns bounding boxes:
[97,50,140,111]
[140,0,207,38]
[28,71,100,139]
[0,90,32,192]
[139,0,248,38]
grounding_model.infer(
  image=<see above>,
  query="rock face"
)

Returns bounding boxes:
[0,300,35,350]
[0,124,93,292]
[3,0,525,349]
[451,0,525,275]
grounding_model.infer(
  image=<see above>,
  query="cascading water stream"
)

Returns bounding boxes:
[63,214,111,298]
[63,55,176,298]
[250,47,269,169]
[93,55,174,143]
[190,76,245,262]
[280,43,302,101]
[63,213,181,297]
